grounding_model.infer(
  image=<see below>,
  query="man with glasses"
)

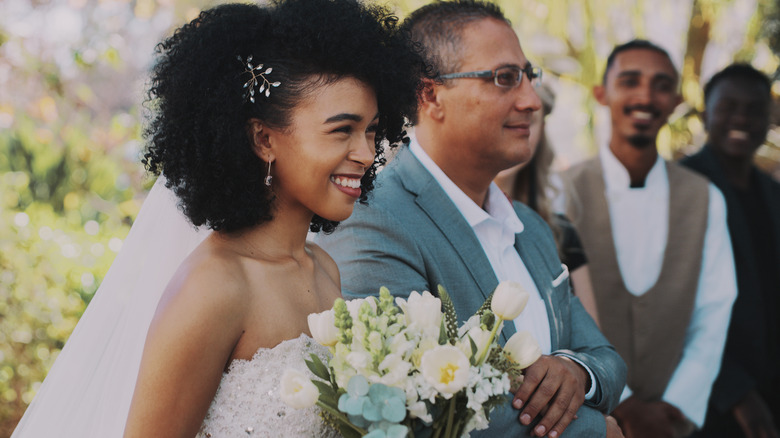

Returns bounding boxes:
[560,40,737,438]
[316,1,626,436]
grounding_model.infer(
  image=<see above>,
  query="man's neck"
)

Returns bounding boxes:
[415,128,492,208]
[709,144,754,190]
[609,139,659,187]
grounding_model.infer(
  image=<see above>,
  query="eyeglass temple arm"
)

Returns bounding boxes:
[438,70,493,80]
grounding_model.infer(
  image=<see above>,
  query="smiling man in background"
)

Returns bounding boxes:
[682,63,780,438]
[560,40,737,438]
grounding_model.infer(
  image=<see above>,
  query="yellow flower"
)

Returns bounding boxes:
[491,281,529,320]
[420,345,470,395]
[504,331,542,369]
[279,369,319,409]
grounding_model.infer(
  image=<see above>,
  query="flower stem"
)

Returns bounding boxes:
[316,400,367,435]
[443,396,456,438]
[474,320,503,366]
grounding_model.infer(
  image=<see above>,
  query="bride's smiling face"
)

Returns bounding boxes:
[262,76,378,222]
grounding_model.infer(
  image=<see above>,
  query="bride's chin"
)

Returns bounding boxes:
[317,207,355,223]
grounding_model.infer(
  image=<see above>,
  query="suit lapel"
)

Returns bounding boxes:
[512,220,560,351]
[393,148,499,311]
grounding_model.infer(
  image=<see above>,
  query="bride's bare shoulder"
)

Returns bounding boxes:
[156,237,254,317]
[306,239,340,285]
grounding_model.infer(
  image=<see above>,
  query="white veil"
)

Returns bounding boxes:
[12,177,210,437]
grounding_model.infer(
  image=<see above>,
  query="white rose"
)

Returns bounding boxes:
[503,331,542,369]
[420,345,470,395]
[491,281,529,320]
[307,309,338,347]
[279,369,319,409]
[404,291,442,331]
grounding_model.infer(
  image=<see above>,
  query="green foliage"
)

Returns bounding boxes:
[0,52,145,438]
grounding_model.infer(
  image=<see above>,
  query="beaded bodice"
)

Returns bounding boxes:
[197,334,340,438]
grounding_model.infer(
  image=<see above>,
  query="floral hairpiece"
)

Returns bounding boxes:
[238,55,281,103]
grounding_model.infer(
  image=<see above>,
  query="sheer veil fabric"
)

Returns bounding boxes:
[12,177,210,437]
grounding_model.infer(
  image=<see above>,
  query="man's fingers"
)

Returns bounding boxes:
[513,359,547,410]
[519,370,560,427]
[539,392,580,438]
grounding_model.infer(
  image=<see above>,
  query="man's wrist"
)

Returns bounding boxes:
[554,353,596,399]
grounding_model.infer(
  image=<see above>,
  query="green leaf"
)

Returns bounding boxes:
[305,353,331,381]
[469,336,478,365]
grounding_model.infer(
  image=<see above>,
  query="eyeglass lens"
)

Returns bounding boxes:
[494,66,541,88]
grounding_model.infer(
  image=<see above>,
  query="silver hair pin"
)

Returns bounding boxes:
[238,55,281,103]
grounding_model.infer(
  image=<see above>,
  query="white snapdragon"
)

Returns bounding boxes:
[346,296,377,321]
[279,369,319,409]
[491,281,530,320]
[376,353,412,387]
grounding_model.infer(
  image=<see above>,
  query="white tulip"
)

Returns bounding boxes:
[491,281,529,320]
[420,345,470,395]
[307,309,339,347]
[403,291,442,331]
[503,331,542,369]
[279,369,319,409]
[465,326,493,358]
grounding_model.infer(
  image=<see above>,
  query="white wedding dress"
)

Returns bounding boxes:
[12,179,338,438]
[197,334,341,438]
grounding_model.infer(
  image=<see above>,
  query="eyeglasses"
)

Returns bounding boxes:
[438,65,543,88]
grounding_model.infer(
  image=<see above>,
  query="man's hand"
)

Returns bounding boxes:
[732,389,779,438]
[512,355,588,438]
[612,396,685,438]
[606,415,626,438]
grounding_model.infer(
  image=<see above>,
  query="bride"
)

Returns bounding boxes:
[11,0,425,436]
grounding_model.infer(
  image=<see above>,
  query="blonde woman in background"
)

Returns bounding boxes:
[494,83,600,326]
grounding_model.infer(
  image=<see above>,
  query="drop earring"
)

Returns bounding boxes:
[264,160,273,187]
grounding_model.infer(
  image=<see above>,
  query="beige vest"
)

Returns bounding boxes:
[562,157,709,400]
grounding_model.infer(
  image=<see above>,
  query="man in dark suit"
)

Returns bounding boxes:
[682,63,780,438]
[316,1,626,436]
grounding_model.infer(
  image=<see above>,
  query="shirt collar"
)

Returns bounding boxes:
[600,145,666,192]
[409,136,524,234]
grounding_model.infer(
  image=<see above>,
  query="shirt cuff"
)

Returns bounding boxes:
[620,385,633,403]
[554,353,597,400]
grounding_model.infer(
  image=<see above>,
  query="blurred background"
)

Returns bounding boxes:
[1,0,778,435]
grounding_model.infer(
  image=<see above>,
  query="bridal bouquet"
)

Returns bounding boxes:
[280,282,542,438]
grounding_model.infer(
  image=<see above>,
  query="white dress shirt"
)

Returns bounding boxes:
[598,148,737,427]
[409,139,597,399]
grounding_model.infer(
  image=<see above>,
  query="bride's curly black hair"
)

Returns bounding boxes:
[143,0,428,233]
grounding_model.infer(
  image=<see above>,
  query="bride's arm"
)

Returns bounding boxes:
[124,254,247,438]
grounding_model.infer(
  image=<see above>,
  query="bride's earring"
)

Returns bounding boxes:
[265,160,273,187]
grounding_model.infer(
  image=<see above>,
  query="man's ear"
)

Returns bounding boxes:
[593,84,607,105]
[701,110,710,132]
[247,118,274,162]
[418,78,445,121]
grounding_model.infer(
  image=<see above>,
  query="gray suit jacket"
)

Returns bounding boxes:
[316,147,626,436]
